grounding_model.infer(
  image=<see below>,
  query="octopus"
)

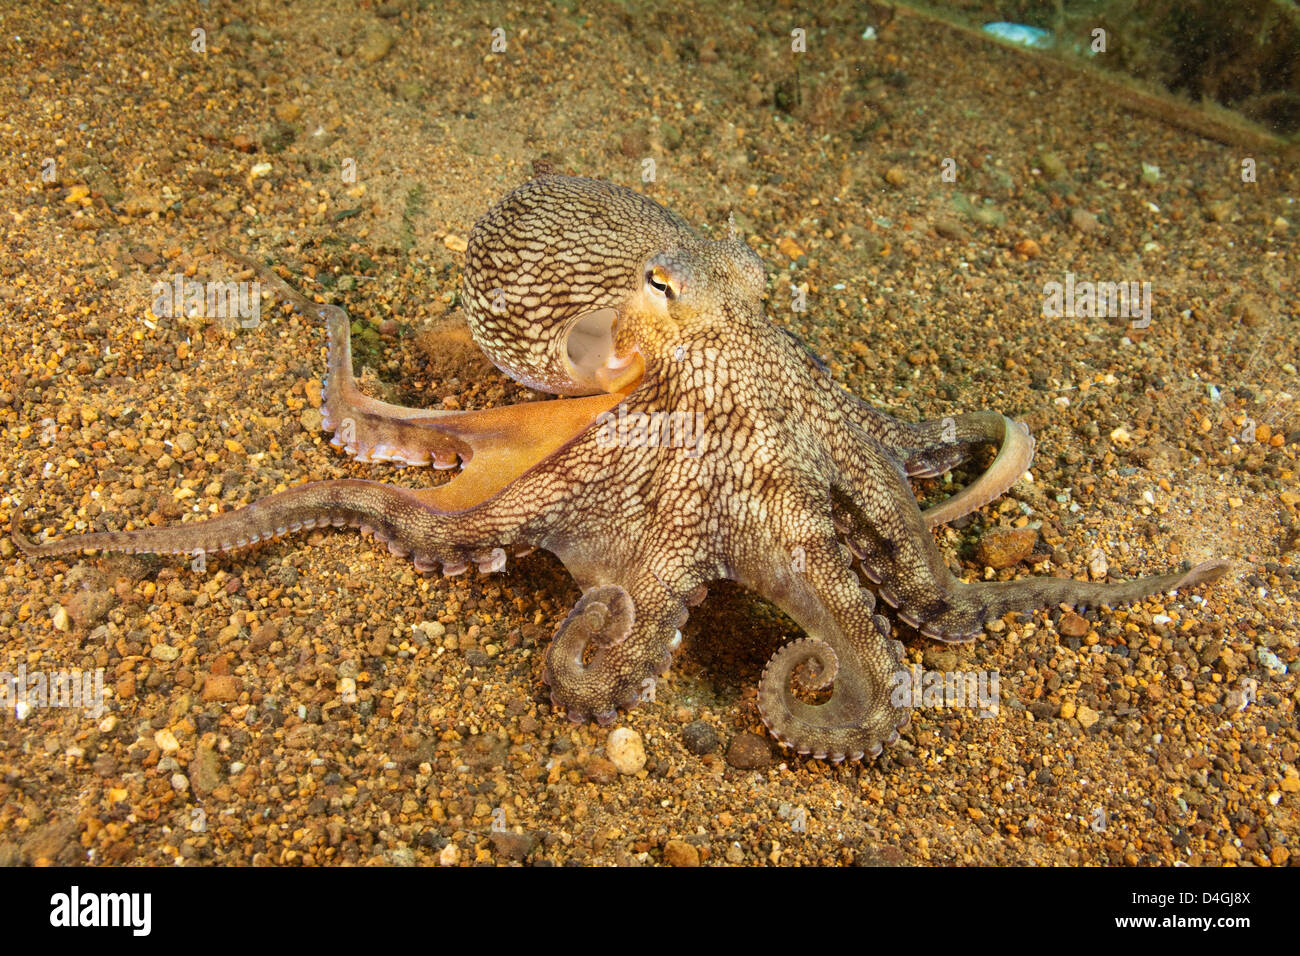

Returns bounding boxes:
[14,173,1230,761]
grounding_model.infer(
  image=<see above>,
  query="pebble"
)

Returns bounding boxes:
[619,128,649,158]
[1039,152,1067,180]
[1070,208,1101,234]
[151,644,181,662]
[777,236,806,261]
[1058,611,1089,637]
[934,217,968,240]
[1089,551,1109,580]
[387,847,416,866]
[1207,200,1233,223]
[584,756,618,784]
[606,728,646,774]
[356,28,394,64]
[681,720,719,755]
[726,732,773,770]
[202,674,239,702]
[67,588,114,628]
[1076,705,1100,729]
[883,166,906,187]
[976,527,1037,569]
[1257,648,1287,676]
[490,829,538,862]
[188,743,222,796]
[250,622,279,649]
[663,839,699,867]
[154,728,180,754]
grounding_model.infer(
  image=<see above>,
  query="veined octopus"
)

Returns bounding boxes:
[14,173,1229,761]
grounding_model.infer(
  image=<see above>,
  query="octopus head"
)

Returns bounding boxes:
[461,174,766,396]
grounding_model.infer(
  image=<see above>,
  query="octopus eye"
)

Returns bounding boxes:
[646,265,676,300]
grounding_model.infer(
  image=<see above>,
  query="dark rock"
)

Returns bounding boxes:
[66,587,115,627]
[682,720,719,755]
[490,829,539,862]
[1029,701,1055,720]
[584,756,618,784]
[726,732,773,770]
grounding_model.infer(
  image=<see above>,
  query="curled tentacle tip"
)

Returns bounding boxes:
[764,637,840,693]
[1184,559,1231,585]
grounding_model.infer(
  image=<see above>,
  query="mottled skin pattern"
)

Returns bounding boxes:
[14,174,1230,761]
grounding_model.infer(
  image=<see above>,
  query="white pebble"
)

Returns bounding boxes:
[606,727,647,775]
[1257,648,1287,676]
[1089,550,1109,580]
